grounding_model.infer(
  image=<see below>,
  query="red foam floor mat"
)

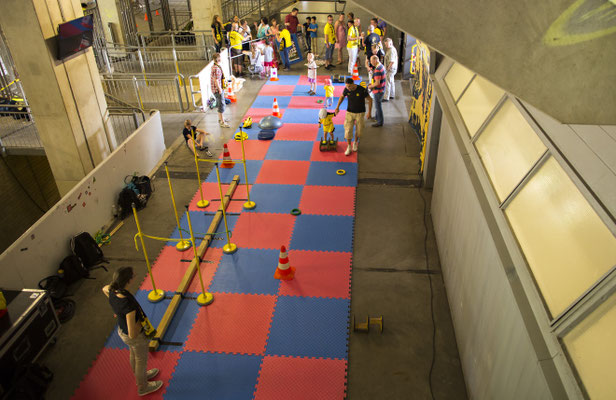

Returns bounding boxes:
[259,84,296,96]
[278,250,352,299]
[287,96,329,109]
[331,109,347,125]
[245,108,284,122]
[299,185,356,216]
[184,293,277,355]
[253,355,348,400]
[255,160,310,185]
[218,139,271,160]
[297,75,333,85]
[71,348,180,400]
[139,246,223,293]
[274,123,319,141]
[188,182,252,214]
[310,141,358,163]
[231,212,296,250]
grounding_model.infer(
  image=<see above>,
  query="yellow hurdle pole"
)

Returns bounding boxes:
[131,204,165,303]
[192,135,209,208]
[165,162,191,251]
[239,128,256,210]
[214,163,237,254]
[185,206,214,306]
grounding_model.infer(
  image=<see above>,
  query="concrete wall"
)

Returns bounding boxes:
[0,111,165,290]
[192,0,222,32]
[431,116,552,399]
[350,0,616,125]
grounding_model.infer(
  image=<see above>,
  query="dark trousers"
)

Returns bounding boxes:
[373,91,384,125]
[281,46,290,69]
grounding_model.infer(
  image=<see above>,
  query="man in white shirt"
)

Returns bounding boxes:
[383,38,398,101]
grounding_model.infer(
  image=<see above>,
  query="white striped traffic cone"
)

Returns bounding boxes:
[226,83,237,103]
[352,62,360,81]
[270,66,279,81]
[221,143,235,168]
[274,245,295,280]
[272,97,281,118]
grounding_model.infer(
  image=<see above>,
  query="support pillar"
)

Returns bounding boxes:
[97,0,126,44]
[0,0,115,195]
[192,0,222,33]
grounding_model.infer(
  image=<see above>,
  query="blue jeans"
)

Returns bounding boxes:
[281,46,290,69]
[373,92,384,125]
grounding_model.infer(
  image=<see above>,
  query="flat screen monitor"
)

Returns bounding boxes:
[57,15,93,60]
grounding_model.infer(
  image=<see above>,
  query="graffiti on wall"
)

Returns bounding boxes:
[408,40,433,172]
[544,0,616,46]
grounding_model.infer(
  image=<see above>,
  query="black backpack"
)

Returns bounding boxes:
[37,275,67,300]
[58,254,88,284]
[71,232,106,270]
[131,175,153,199]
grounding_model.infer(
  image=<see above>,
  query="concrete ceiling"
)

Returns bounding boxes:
[353,0,616,125]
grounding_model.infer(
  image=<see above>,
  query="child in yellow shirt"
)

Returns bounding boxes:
[318,107,336,144]
[324,78,334,108]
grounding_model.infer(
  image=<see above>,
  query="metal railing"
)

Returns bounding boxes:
[101,73,190,112]
[108,107,147,145]
[0,105,43,154]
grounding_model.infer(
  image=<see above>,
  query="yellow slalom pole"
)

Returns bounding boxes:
[132,204,165,303]
[185,206,214,306]
[165,162,191,251]
[193,135,209,208]
[239,128,256,210]
[215,163,237,254]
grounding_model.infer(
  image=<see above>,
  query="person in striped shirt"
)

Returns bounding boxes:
[367,55,386,127]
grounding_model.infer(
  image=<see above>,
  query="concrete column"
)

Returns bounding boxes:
[192,0,222,33]
[97,0,125,44]
[0,0,114,195]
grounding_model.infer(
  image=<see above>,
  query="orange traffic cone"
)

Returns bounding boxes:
[144,14,148,21]
[270,66,279,81]
[155,10,160,16]
[352,62,360,81]
[272,98,281,118]
[274,245,295,280]
[221,143,235,168]
[226,84,237,103]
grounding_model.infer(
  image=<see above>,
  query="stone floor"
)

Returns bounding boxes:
[37,63,467,399]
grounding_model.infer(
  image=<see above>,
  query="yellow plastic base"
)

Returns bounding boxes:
[243,201,256,210]
[147,289,165,303]
[197,199,210,208]
[223,243,238,254]
[197,292,214,306]
[176,240,192,251]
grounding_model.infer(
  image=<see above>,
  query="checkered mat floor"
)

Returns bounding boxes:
[72,75,359,400]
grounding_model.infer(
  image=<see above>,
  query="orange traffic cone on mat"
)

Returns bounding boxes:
[274,245,295,280]
[221,143,235,168]
[270,66,279,81]
[226,84,237,103]
[272,98,281,118]
[352,62,360,81]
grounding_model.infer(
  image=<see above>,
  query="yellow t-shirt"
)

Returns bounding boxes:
[347,26,359,48]
[324,23,335,44]
[324,85,334,98]
[367,27,382,37]
[229,31,243,50]
[279,29,292,48]
[320,113,335,132]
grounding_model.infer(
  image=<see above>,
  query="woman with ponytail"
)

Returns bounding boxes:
[103,267,163,396]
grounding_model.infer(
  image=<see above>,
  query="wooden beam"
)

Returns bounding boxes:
[149,175,240,350]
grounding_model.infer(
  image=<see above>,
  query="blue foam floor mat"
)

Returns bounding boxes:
[243,184,304,214]
[204,160,263,184]
[265,140,314,161]
[166,351,263,399]
[290,214,355,253]
[305,161,358,186]
[265,75,300,85]
[266,296,350,359]
[281,108,321,124]
[167,212,239,249]
[209,248,282,295]
[250,95,292,109]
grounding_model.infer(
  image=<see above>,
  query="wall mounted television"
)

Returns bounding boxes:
[57,15,93,60]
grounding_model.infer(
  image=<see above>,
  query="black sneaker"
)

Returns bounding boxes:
[372,123,383,127]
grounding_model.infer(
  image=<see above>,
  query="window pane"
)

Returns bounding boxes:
[475,99,547,201]
[457,76,504,137]
[505,157,616,316]
[564,291,616,399]
[444,62,474,102]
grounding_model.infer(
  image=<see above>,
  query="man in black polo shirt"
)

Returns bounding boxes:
[334,78,372,155]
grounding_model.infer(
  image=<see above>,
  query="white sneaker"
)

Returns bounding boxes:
[138,380,163,396]
[146,368,159,380]
[219,121,231,128]
[345,145,351,156]
[352,142,358,152]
